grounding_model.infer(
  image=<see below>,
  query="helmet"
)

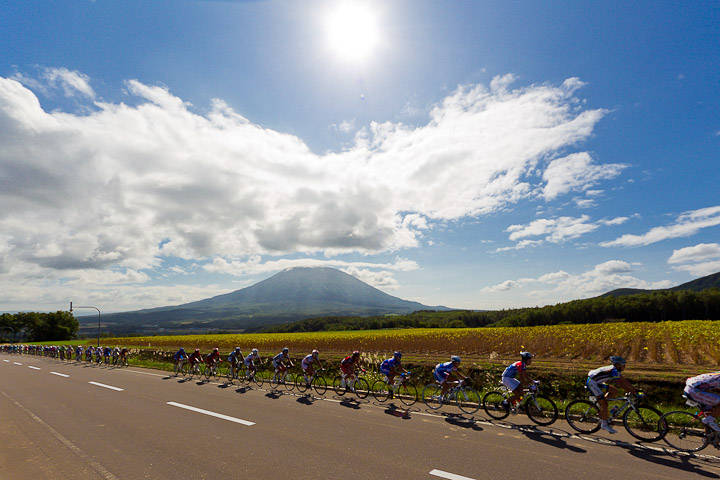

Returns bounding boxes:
[393,351,402,359]
[352,350,360,357]
[252,348,258,354]
[610,355,626,365]
[195,348,200,353]
[282,347,289,353]
[180,347,186,352]
[520,351,534,360]
[451,355,461,363]
[235,347,241,352]
[312,349,319,356]
[213,348,219,352]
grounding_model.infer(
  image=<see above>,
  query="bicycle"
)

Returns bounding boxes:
[333,370,370,399]
[372,373,418,406]
[226,362,243,384]
[483,381,559,426]
[564,390,661,441]
[187,361,203,379]
[269,365,294,391]
[203,361,223,381]
[658,396,720,452]
[295,369,327,396]
[240,367,265,388]
[422,378,481,414]
[118,353,129,367]
[174,360,188,377]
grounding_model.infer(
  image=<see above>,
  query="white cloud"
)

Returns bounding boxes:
[542,152,626,201]
[667,243,720,277]
[601,206,720,247]
[480,260,673,303]
[506,215,598,244]
[0,72,614,307]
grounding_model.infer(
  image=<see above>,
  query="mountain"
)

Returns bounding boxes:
[82,267,450,334]
[600,271,720,298]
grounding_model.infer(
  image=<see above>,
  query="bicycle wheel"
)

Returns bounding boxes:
[252,372,264,387]
[483,391,510,420]
[623,406,662,442]
[372,379,390,402]
[269,373,280,390]
[526,395,558,426]
[174,363,181,376]
[354,378,370,399]
[226,366,237,383]
[397,382,418,407]
[180,363,188,377]
[332,376,347,396]
[203,365,212,380]
[659,411,708,452]
[312,376,327,396]
[564,400,601,434]
[422,384,444,410]
[456,386,481,415]
[295,374,310,393]
[283,373,295,392]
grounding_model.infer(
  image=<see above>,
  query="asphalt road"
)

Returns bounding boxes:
[1,354,719,480]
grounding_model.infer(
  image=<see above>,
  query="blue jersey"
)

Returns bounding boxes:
[502,361,526,379]
[174,349,187,360]
[435,361,457,376]
[588,365,620,384]
[381,357,400,370]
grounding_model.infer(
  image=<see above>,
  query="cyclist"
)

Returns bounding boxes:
[205,347,221,372]
[85,346,93,362]
[119,346,129,363]
[95,346,103,363]
[174,347,188,368]
[228,347,243,378]
[301,349,324,384]
[684,371,720,432]
[587,356,638,434]
[103,346,112,363]
[272,347,293,383]
[188,348,203,372]
[112,346,121,363]
[501,352,536,412]
[380,351,407,389]
[244,348,261,379]
[434,355,467,397]
[75,345,83,361]
[340,351,365,389]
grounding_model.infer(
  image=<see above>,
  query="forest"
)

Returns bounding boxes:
[260,288,720,332]
[0,311,79,342]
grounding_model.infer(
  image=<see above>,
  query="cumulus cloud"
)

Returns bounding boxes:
[0,72,614,309]
[542,152,626,201]
[601,206,720,247]
[480,260,673,303]
[668,243,720,277]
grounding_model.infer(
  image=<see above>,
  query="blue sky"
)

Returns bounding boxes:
[1,0,719,313]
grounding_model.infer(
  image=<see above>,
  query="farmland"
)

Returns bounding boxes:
[108,320,720,371]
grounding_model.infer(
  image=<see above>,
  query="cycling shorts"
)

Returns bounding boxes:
[434,369,450,384]
[586,378,609,398]
[502,376,521,392]
[341,364,353,376]
[685,386,720,408]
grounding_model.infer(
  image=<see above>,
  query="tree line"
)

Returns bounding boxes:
[0,311,79,342]
[260,288,720,332]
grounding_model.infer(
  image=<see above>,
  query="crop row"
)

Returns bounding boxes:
[107,320,720,366]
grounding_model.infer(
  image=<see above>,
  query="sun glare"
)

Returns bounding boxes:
[325,2,380,63]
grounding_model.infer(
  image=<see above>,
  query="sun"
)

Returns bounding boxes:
[325,2,380,63]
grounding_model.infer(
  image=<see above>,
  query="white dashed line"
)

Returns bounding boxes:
[430,469,477,480]
[13,362,22,365]
[50,372,69,377]
[89,381,124,391]
[28,366,41,370]
[167,402,255,426]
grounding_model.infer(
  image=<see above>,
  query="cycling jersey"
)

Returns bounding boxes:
[174,350,187,360]
[244,352,259,366]
[433,361,457,383]
[380,357,400,374]
[301,354,317,369]
[686,372,720,390]
[228,351,242,363]
[502,361,527,379]
[206,351,220,363]
[273,352,289,366]
[341,356,357,366]
[188,352,202,364]
[588,365,621,384]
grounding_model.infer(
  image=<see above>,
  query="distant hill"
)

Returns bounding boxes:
[81,267,450,334]
[601,271,720,298]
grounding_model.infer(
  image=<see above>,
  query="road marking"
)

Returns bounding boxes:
[0,389,120,480]
[28,366,41,370]
[13,362,22,365]
[167,402,255,426]
[50,372,69,377]
[430,470,477,480]
[2,359,9,362]
[89,381,124,391]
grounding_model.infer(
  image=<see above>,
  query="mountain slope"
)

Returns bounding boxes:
[601,271,720,298]
[89,268,449,332]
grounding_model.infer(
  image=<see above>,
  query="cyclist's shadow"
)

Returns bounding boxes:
[518,426,586,453]
[444,414,484,431]
[627,447,720,477]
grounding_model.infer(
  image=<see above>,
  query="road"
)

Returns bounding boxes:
[1,354,718,479]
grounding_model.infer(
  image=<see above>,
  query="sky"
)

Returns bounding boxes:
[1,0,719,314]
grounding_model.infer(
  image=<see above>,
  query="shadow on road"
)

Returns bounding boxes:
[265,390,283,399]
[444,414,483,431]
[383,405,412,419]
[339,399,361,410]
[520,427,586,453]
[626,448,720,477]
